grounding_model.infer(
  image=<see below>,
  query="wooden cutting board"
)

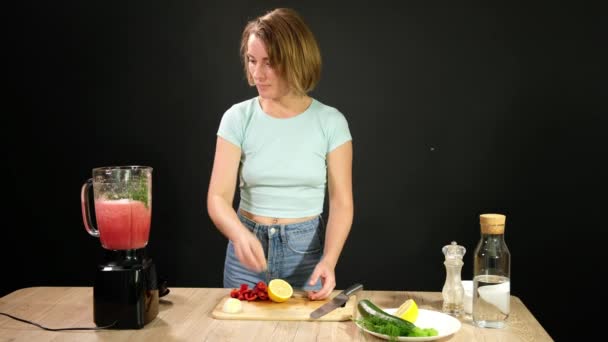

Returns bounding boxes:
[211,290,357,321]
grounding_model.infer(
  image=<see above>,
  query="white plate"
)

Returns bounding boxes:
[356,308,461,341]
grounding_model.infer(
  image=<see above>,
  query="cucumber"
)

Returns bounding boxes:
[357,299,415,330]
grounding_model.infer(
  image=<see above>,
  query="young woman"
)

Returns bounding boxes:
[207,8,353,300]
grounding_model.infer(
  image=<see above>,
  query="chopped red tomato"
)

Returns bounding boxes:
[230,281,269,301]
[244,292,258,301]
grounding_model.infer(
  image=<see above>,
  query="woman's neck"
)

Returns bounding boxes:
[259,93,312,118]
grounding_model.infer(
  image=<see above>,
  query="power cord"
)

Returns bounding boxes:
[0,312,116,331]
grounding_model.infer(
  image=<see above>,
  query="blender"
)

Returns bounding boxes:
[80,166,165,329]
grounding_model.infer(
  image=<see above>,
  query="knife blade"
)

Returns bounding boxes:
[309,283,363,319]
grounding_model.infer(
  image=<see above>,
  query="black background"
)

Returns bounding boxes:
[5,1,607,340]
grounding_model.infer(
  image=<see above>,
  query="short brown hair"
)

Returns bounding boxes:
[240,8,322,95]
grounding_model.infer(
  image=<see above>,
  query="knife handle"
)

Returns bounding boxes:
[342,283,364,296]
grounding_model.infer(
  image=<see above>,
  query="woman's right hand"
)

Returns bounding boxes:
[232,231,267,273]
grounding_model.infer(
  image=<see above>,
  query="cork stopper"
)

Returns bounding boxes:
[479,213,506,234]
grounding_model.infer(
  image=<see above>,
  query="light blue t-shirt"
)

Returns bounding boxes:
[217,97,352,218]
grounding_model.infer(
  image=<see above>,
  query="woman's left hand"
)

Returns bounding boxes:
[306,259,336,300]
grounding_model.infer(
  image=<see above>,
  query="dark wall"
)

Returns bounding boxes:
[6,1,606,340]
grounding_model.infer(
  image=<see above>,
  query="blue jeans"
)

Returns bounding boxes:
[223,212,325,291]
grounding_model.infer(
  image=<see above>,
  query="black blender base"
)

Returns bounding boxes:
[94,268,145,329]
[93,249,159,329]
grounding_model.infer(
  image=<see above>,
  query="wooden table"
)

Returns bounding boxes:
[0,287,552,341]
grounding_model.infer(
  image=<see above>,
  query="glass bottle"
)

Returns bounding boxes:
[442,241,465,316]
[473,213,511,328]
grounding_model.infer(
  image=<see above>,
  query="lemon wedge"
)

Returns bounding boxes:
[222,298,242,313]
[394,299,418,323]
[268,279,293,303]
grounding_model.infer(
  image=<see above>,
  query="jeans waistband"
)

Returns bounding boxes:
[238,211,321,231]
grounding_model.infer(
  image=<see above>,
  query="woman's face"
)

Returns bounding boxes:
[246,34,290,100]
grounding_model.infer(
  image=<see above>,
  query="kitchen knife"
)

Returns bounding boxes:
[309,283,363,319]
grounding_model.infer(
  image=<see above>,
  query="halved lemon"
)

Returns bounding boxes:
[268,279,293,303]
[394,299,418,323]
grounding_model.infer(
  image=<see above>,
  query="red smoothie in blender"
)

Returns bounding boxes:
[94,199,151,250]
